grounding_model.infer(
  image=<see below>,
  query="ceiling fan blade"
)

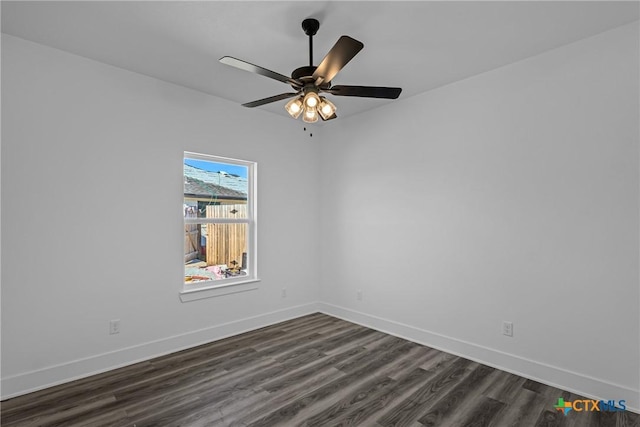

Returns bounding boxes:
[312,36,364,85]
[242,92,300,108]
[327,85,402,99]
[220,56,302,88]
[320,112,337,121]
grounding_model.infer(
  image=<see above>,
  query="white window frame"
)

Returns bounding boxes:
[180,152,259,302]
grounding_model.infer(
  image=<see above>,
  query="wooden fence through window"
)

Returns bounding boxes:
[206,204,247,267]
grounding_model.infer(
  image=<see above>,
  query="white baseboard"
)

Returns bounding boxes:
[317,302,640,414]
[1,302,320,400]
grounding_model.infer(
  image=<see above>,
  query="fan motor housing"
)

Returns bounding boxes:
[291,66,316,80]
[291,66,331,89]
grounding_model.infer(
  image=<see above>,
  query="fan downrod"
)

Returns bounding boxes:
[302,18,319,67]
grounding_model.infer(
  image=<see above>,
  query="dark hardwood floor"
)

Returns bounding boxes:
[1,313,638,426]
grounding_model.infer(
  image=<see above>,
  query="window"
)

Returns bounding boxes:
[182,152,257,298]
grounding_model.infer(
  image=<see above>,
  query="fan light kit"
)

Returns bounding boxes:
[220,18,401,122]
[286,90,335,123]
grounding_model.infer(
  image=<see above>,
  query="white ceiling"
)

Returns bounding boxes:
[2,1,638,121]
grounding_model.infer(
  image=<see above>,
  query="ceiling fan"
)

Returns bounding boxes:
[219,18,402,123]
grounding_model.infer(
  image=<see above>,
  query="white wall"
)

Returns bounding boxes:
[2,21,639,410]
[320,22,639,409]
[1,35,321,397]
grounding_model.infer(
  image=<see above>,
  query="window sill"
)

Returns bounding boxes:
[180,279,260,302]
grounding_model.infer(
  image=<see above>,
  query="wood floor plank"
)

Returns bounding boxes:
[457,395,506,427]
[300,374,396,427]
[487,386,547,426]
[283,326,378,357]
[376,357,473,426]
[223,367,346,426]
[304,350,455,427]
[278,313,338,332]
[480,369,527,404]
[311,367,434,427]
[245,340,418,426]
[0,361,157,418]
[250,320,358,352]
[335,336,412,374]
[384,346,438,380]
[535,409,569,427]
[260,345,367,394]
[1,313,638,427]
[299,346,439,426]
[2,394,118,427]
[0,392,116,426]
[416,363,496,426]
[323,330,388,357]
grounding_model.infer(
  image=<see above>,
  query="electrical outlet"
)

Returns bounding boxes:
[109,319,121,335]
[503,321,513,337]
[357,290,363,301]
[281,288,287,298]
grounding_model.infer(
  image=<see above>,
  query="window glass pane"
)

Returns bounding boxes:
[183,153,255,291]
[184,158,248,219]
[185,223,249,284]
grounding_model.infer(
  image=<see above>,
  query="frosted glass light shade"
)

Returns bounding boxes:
[285,97,303,119]
[302,106,319,123]
[303,91,320,108]
[318,97,336,120]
